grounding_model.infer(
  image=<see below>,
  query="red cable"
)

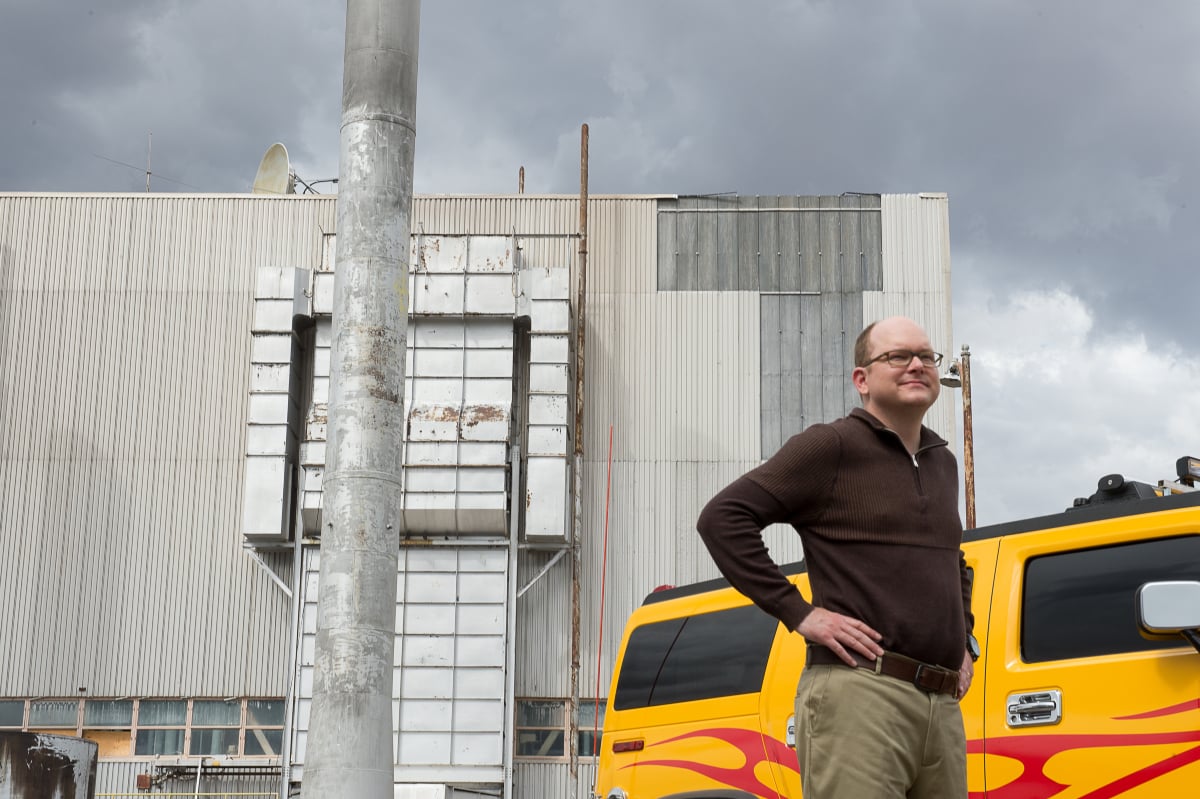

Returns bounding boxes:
[591,424,614,754]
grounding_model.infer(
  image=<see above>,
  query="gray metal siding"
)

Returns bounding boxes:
[571,193,951,712]
[657,194,882,293]
[0,194,334,697]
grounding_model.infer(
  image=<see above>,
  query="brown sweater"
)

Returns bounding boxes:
[697,408,973,671]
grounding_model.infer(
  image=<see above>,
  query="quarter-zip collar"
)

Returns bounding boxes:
[848,407,949,463]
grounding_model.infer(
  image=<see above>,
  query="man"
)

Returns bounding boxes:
[697,316,976,798]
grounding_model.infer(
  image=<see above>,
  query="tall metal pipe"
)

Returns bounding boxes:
[961,344,975,529]
[303,2,420,798]
[568,122,589,799]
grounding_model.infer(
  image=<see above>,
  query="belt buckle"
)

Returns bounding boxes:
[912,663,935,693]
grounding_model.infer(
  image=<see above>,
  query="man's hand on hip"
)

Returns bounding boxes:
[796,607,884,666]
[957,650,974,700]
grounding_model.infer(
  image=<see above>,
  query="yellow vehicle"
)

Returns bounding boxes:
[594,462,1200,798]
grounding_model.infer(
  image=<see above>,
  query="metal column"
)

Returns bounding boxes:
[303,1,421,797]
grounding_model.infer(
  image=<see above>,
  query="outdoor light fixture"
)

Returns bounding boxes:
[1177,456,1200,487]
[939,362,962,389]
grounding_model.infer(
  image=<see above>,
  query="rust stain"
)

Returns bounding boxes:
[409,405,461,423]
[461,404,508,428]
[309,403,329,425]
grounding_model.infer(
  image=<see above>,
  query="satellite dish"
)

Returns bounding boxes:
[252,143,295,195]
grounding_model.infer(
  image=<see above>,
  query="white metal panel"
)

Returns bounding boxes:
[871,193,956,443]
[583,290,762,464]
[293,545,509,785]
[0,193,331,698]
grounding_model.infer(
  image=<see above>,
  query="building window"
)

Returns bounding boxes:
[515,699,605,760]
[83,699,133,759]
[188,700,241,756]
[516,700,564,758]
[245,699,285,756]
[576,700,605,758]
[135,700,186,755]
[0,700,25,727]
[29,700,79,730]
[0,698,285,759]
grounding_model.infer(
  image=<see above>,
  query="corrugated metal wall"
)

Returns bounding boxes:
[569,192,955,716]
[0,193,334,697]
[94,760,278,797]
[1,192,951,799]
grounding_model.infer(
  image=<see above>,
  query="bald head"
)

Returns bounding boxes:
[854,317,932,367]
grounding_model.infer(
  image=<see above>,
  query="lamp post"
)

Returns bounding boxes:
[940,344,975,529]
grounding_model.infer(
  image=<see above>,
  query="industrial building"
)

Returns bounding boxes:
[0,190,955,798]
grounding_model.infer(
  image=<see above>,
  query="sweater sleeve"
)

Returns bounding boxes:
[696,425,841,632]
[696,477,813,631]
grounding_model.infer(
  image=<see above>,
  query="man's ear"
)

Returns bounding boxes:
[851,366,869,397]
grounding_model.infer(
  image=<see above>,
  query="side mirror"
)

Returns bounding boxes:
[1137,580,1200,654]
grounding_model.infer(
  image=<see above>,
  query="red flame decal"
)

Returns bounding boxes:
[1113,698,1200,721]
[967,729,1200,799]
[620,727,796,799]
[615,701,1200,799]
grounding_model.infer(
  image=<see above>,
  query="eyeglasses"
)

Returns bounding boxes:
[863,350,943,369]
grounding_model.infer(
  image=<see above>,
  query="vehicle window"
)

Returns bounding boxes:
[613,604,779,710]
[1022,535,1200,662]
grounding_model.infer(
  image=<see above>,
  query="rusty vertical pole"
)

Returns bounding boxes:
[961,344,975,529]
[568,122,589,799]
[303,1,420,797]
[519,166,525,194]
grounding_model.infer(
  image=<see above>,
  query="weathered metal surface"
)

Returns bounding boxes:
[655,195,884,293]
[867,193,956,443]
[0,732,97,799]
[0,193,331,698]
[293,545,509,786]
[303,0,420,796]
[961,345,976,529]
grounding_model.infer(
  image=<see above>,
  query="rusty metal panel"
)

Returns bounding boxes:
[0,194,333,698]
[0,731,97,798]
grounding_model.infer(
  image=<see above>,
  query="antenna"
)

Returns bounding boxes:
[252,143,295,195]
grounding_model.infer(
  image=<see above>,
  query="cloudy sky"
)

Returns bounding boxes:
[5,0,1198,525]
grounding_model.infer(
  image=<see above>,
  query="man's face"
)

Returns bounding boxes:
[852,319,941,413]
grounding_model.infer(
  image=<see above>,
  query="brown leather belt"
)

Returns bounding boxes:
[807,646,959,697]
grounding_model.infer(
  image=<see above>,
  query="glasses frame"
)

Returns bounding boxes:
[863,349,944,369]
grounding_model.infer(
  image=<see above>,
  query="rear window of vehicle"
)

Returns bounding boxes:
[1022,534,1200,662]
[613,603,780,710]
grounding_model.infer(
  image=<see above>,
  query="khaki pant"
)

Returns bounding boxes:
[794,664,966,799]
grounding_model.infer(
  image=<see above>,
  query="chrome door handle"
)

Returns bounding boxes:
[1007,689,1062,727]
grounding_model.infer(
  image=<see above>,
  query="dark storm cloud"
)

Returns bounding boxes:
[0,0,343,192]
[4,0,1200,506]
[1,0,160,189]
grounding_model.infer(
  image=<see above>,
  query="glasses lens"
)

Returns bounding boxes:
[885,351,941,367]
